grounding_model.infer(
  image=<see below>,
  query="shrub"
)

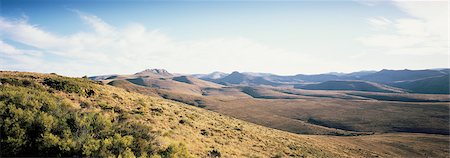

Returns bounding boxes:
[43,78,82,94]
[0,74,193,158]
[0,82,155,157]
[208,149,221,158]
[159,143,193,158]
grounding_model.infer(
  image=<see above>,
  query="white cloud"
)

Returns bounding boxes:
[0,11,329,76]
[358,1,448,55]
[75,11,115,35]
[354,0,383,6]
[367,17,392,30]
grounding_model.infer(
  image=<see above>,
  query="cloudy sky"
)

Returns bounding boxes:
[0,0,448,76]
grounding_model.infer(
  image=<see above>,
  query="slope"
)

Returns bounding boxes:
[360,69,446,83]
[213,71,280,86]
[2,71,448,157]
[391,75,450,94]
[0,71,333,157]
[297,80,405,93]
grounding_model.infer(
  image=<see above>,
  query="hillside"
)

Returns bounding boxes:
[190,69,450,94]
[106,76,450,136]
[360,69,446,83]
[2,71,449,157]
[135,69,173,77]
[297,80,405,93]
[392,75,450,94]
[172,76,223,89]
[192,72,229,80]
[212,71,280,86]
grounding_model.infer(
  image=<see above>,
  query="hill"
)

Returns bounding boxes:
[264,74,348,84]
[191,72,228,80]
[360,69,446,83]
[0,71,328,157]
[106,76,450,136]
[297,80,405,93]
[213,71,280,86]
[391,75,450,94]
[172,76,223,89]
[193,69,449,94]
[1,71,449,157]
[135,68,173,77]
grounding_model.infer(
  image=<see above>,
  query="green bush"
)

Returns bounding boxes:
[208,149,221,158]
[0,81,152,157]
[43,78,82,93]
[159,143,193,158]
[0,74,193,157]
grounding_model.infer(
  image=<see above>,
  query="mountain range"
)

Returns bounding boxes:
[4,68,446,157]
[89,68,450,138]
[189,68,450,94]
[3,71,449,157]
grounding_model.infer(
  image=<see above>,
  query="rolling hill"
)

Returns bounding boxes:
[135,68,173,77]
[92,69,450,137]
[360,69,446,83]
[103,74,450,136]
[3,72,449,157]
[391,75,450,94]
[191,72,229,80]
[190,69,449,94]
[212,71,280,86]
[296,80,405,93]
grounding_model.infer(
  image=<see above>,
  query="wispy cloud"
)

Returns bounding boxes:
[0,10,324,76]
[367,17,392,30]
[358,1,448,55]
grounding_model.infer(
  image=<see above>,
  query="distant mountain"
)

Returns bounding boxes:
[325,71,376,77]
[392,75,450,94]
[344,71,377,78]
[294,74,354,82]
[90,68,449,94]
[438,68,450,74]
[172,75,223,88]
[268,74,354,83]
[242,72,274,77]
[213,71,280,86]
[296,80,405,93]
[135,68,172,77]
[360,69,446,83]
[191,71,229,80]
[88,74,118,80]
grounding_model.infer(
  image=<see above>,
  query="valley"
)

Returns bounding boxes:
[97,69,450,137]
[2,1,448,157]
[2,71,449,157]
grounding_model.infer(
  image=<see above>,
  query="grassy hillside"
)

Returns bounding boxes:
[108,78,450,136]
[361,69,446,83]
[0,72,342,157]
[297,80,404,93]
[1,72,449,157]
[391,75,450,94]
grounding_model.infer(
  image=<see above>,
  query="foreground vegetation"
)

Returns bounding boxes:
[0,72,324,157]
[1,71,449,157]
[0,73,191,157]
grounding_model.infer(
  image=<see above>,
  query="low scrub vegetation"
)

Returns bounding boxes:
[0,73,189,157]
[1,72,448,157]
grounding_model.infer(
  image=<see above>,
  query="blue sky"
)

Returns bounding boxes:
[0,0,448,76]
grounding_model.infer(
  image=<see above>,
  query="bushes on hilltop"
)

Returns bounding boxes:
[0,75,192,157]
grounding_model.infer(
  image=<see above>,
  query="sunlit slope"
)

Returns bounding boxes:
[1,71,448,157]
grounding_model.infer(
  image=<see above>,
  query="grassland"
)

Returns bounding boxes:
[108,78,450,136]
[1,71,448,157]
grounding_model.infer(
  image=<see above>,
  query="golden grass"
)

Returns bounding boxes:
[2,71,448,157]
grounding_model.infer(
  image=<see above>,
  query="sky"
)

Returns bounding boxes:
[0,0,448,76]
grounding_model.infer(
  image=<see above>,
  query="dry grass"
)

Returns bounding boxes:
[109,78,450,136]
[13,71,445,157]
